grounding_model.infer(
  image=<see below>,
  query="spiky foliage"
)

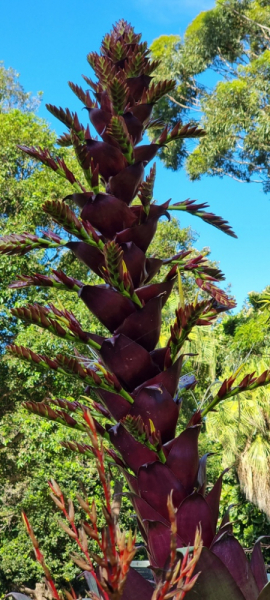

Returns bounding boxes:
[171,199,237,239]
[138,163,156,215]
[3,19,270,600]
[0,231,65,255]
[42,199,104,248]
[167,300,219,363]
[18,417,202,600]
[8,270,84,291]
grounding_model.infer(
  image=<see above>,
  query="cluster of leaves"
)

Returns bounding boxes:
[0,62,42,113]
[150,0,270,192]
[204,288,270,519]
[182,285,270,558]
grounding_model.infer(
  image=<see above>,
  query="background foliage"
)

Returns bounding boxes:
[150,0,270,191]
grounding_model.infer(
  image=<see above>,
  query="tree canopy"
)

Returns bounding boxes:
[0,62,41,113]
[150,0,270,192]
[206,287,270,519]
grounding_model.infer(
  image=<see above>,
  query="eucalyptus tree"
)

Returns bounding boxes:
[150,0,270,191]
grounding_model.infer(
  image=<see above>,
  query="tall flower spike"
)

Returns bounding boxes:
[6,19,270,600]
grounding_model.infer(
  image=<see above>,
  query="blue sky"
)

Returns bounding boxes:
[1,0,269,310]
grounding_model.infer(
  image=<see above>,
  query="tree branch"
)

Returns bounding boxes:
[167,94,202,112]
[215,50,240,78]
[225,157,264,171]
[211,167,263,184]
[232,8,270,42]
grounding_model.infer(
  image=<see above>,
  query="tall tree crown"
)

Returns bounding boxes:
[150,0,270,191]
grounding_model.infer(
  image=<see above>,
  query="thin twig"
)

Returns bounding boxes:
[167,94,202,112]
[232,8,270,35]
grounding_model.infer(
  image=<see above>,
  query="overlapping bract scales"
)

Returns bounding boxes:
[3,19,270,600]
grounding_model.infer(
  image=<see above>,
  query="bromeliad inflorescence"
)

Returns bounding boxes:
[3,19,270,600]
